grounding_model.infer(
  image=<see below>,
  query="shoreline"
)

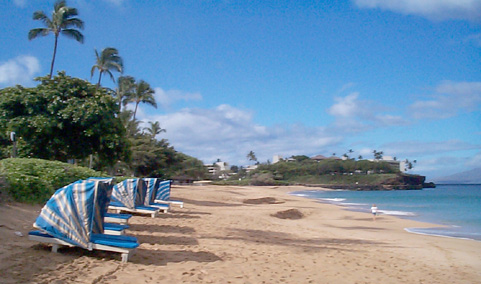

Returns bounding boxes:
[288,185,481,242]
[1,184,480,283]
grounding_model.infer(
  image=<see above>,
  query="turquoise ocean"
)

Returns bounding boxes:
[290,184,481,241]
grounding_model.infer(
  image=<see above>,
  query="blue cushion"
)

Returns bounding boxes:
[135,205,158,211]
[29,230,53,238]
[105,212,132,220]
[104,223,129,231]
[90,234,139,249]
[30,230,139,249]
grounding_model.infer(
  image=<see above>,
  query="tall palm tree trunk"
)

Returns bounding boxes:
[49,34,59,79]
[97,71,103,86]
[133,102,139,120]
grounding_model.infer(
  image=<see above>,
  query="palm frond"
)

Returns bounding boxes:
[62,18,84,29]
[61,29,84,43]
[28,28,50,40]
[106,70,116,83]
[54,0,67,11]
[32,11,47,20]
[91,65,99,78]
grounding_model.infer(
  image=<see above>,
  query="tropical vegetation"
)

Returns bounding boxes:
[1,0,209,204]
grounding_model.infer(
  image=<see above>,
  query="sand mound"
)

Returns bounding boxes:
[243,197,279,204]
[272,209,304,220]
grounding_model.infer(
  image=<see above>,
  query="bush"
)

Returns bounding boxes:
[250,172,289,186]
[0,158,105,203]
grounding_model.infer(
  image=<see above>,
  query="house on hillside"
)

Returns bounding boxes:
[310,155,341,162]
[311,154,327,161]
[272,155,283,164]
[205,161,229,179]
[369,156,405,172]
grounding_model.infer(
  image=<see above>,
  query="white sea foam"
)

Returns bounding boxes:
[379,210,416,216]
[320,198,346,202]
[404,228,475,241]
[340,202,367,206]
[291,193,308,197]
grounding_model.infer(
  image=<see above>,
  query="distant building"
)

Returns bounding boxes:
[272,155,283,164]
[311,154,327,161]
[369,156,405,172]
[205,161,229,178]
[245,164,258,173]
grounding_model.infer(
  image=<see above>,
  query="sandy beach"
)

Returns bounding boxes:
[1,185,480,283]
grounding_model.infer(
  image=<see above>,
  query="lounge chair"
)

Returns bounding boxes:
[143,178,172,210]
[104,223,129,235]
[104,212,132,225]
[109,179,164,218]
[28,231,138,262]
[109,201,162,217]
[29,179,139,262]
[153,180,184,208]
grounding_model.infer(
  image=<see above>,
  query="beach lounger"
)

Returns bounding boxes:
[104,223,129,235]
[143,178,173,210]
[29,179,140,263]
[109,201,162,218]
[104,212,132,225]
[28,230,139,262]
[109,178,167,217]
[146,179,184,208]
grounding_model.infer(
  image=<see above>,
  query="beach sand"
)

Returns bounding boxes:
[1,185,480,283]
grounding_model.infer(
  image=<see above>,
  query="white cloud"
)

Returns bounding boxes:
[328,92,363,118]
[147,104,342,165]
[154,87,202,109]
[353,0,481,21]
[327,92,406,132]
[0,55,41,86]
[409,81,481,119]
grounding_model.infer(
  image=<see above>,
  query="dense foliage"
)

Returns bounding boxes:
[0,72,130,169]
[0,158,103,203]
[219,159,400,186]
[255,159,398,181]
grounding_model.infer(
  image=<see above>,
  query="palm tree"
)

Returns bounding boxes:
[91,47,123,86]
[116,75,135,112]
[126,80,157,120]
[144,121,166,138]
[28,0,84,79]
[247,151,257,163]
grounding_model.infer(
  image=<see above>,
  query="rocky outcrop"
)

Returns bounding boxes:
[303,174,432,191]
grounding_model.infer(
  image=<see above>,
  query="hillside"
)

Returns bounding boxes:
[434,168,481,184]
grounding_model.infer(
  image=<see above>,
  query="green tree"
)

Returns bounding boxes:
[125,80,157,120]
[129,134,179,177]
[144,121,166,138]
[116,76,135,112]
[28,0,84,79]
[373,150,383,160]
[0,72,129,169]
[291,155,310,162]
[91,47,123,86]
[247,150,257,163]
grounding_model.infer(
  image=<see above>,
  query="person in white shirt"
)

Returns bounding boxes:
[371,204,378,221]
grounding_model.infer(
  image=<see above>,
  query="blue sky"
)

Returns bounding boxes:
[1,0,480,180]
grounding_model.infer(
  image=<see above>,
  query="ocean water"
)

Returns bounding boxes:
[290,184,481,241]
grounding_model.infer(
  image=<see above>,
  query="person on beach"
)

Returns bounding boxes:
[371,204,378,221]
